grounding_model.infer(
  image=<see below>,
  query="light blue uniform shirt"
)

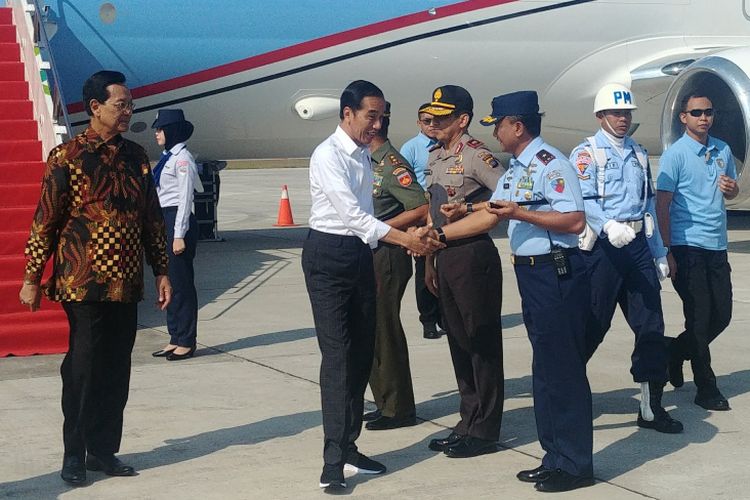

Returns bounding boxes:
[570,129,667,258]
[656,133,736,250]
[400,132,437,189]
[491,136,583,256]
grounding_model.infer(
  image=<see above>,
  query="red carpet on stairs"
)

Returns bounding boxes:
[0,6,68,357]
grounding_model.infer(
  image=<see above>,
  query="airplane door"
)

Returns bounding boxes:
[745,0,750,20]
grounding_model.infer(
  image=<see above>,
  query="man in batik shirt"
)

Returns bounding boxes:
[18,70,171,486]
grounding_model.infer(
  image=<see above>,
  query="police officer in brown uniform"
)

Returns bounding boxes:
[422,85,505,458]
[365,102,429,430]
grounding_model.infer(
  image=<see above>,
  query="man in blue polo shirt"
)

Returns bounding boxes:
[656,93,739,412]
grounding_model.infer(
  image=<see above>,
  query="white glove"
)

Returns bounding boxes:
[655,256,669,281]
[603,220,636,248]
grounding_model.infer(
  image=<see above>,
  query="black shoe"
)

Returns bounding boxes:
[61,455,87,485]
[423,323,442,339]
[428,431,463,452]
[166,346,196,361]
[444,436,497,458]
[517,464,553,483]
[668,352,684,388]
[344,452,386,474]
[637,409,684,433]
[319,463,346,491]
[695,392,731,411]
[362,409,382,422]
[534,469,594,493]
[151,347,175,357]
[86,454,137,476]
[366,414,417,431]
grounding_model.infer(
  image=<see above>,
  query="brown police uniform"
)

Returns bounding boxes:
[427,133,505,442]
[369,140,428,419]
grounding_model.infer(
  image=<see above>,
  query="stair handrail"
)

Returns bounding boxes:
[6,0,69,156]
[29,0,71,140]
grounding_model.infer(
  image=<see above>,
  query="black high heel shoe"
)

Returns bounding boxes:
[166,346,196,361]
[151,347,176,357]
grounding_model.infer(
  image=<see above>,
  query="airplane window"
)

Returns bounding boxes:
[99,3,116,24]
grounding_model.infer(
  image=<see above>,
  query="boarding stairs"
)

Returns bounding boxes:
[0,3,68,356]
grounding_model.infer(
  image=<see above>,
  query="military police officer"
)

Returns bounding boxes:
[421,85,505,459]
[571,84,683,434]
[365,102,429,430]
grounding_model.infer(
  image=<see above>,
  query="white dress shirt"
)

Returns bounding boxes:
[156,143,201,238]
[308,126,391,248]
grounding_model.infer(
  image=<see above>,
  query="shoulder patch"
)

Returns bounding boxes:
[466,138,484,149]
[536,149,555,165]
[478,151,499,169]
[394,168,413,187]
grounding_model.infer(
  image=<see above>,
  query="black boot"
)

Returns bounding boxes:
[637,381,683,434]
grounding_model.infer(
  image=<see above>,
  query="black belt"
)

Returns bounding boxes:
[444,233,491,248]
[511,247,578,266]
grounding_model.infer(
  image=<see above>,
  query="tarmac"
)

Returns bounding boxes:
[2,167,750,500]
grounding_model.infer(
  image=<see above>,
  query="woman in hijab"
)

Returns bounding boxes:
[150,109,201,361]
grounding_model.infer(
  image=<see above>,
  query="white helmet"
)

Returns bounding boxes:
[593,83,637,113]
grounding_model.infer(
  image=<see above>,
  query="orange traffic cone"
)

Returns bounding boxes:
[273,184,298,227]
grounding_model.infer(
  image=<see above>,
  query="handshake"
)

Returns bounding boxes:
[403,224,445,257]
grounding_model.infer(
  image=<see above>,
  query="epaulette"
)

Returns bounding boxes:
[466,138,484,149]
[536,149,555,165]
[388,153,403,167]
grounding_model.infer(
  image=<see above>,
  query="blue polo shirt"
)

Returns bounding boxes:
[400,132,437,189]
[491,136,584,256]
[656,133,736,250]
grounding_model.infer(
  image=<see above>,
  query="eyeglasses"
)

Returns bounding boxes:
[419,118,434,126]
[106,100,135,112]
[684,108,713,117]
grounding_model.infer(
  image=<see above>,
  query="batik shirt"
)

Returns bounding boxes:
[24,127,169,302]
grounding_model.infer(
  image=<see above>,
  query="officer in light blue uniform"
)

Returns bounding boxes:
[436,91,592,492]
[570,84,682,434]
[151,109,202,360]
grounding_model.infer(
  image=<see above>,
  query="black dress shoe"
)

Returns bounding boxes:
[423,324,442,340]
[695,393,731,411]
[166,346,196,361]
[363,409,382,422]
[637,409,684,434]
[428,431,464,451]
[61,455,86,485]
[86,454,137,476]
[151,348,175,357]
[365,414,417,431]
[534,469,594,493]
[517,464,553,483]
[444,436,497,458]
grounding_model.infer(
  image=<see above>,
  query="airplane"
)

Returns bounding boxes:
[39,0,750,206]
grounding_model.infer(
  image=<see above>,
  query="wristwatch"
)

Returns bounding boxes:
[436,227,447,244]
[466,202,474,213]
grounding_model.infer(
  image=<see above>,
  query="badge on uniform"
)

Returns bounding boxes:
[446,186,456,197]
[551,177,565,193]
[536,149,556,165]
[478,151,499,168]
[177,160,189,174]
[393,167,412,187]
[466,139,483,149]
[454,142,464,155]
[575,151,591,175]
[516,176,534,190]
[446,165,464,175]
[717,158,725,169]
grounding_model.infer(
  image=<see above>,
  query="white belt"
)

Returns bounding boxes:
[619,219,643,233]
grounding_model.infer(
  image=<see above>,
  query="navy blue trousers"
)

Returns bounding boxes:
[583,233,667,383]
[302,230,376,467]
[163,207,198,348]
[515,252,593,477]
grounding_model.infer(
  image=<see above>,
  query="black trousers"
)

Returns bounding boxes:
[302,230,376,466]
[61,301,138,459]
[163,207,199,348]
[670,246,732,393]
[369,242,415,418]
[583,233,667,383]
[435,235,503,441]
[414,256,440,327]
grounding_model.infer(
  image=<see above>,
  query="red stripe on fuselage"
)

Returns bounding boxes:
[68,0,519,113]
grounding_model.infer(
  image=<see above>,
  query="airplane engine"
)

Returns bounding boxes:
[661,48,750,207]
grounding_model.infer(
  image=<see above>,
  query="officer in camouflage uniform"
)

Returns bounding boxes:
[365,102,429,431]
[422,86,505,458]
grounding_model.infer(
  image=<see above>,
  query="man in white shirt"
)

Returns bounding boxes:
[302,80,441,492]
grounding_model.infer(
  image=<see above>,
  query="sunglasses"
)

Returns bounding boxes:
[684,108,714,117]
